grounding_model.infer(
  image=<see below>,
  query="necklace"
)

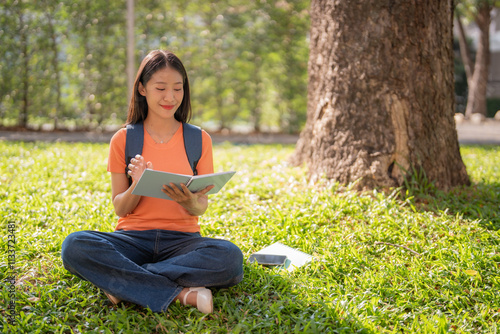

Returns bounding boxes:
[146,124,178,144]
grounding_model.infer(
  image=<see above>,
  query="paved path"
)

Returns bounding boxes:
[0,129,300,145]
[0,122,499,145]
[454,122,500,145]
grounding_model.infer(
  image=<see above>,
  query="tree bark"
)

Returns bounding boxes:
[291,0,470,191]
[464,3,491,117]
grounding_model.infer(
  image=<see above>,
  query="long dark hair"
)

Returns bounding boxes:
[126,50,192,124]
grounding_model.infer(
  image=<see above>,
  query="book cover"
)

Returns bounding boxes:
[131,169,236,200]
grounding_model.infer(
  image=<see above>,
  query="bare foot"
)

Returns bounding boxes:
[174,287,213,314]
[174,287,197,307]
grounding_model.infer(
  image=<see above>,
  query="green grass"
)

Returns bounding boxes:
[1,141,499,333]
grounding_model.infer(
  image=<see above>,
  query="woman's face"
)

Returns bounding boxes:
[138,67,184,121]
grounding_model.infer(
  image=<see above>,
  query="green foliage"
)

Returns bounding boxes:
[0,0,310,132]
[455,0,500,21]
[487,98,500,118]
[1,142,499,333]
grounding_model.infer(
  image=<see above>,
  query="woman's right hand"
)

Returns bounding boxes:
[128,154,153,183]
[111,155,153,217]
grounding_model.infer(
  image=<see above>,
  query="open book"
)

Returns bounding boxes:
[251,242,313,272]
[132,169,236,200]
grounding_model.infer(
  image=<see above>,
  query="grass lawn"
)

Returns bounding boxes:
[1,141,499,333]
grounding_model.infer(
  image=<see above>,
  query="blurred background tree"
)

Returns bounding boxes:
[455,0,500,118]
[0,0,309,133]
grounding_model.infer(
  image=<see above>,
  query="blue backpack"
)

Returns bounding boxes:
[125,122,202,184]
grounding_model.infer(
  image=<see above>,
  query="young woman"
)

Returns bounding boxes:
[61,50,243,314]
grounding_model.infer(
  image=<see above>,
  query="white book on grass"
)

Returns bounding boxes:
[254,242,313,272]
[132,169,236,201]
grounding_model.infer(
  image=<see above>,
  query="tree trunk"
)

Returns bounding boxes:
[47,11,61,129]
[455,14,473,81]
[127,0,135,103]
[291,0,470,191]
[464,4,491,118]
[20,11,29,129]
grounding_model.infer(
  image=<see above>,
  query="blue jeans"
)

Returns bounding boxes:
[61,229,244,312]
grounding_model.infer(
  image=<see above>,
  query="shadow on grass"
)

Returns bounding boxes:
[401,145,499,230]
[445,182,499,230]
[407,181,500,231]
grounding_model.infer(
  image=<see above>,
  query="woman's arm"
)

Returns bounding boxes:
[111,155,152,217]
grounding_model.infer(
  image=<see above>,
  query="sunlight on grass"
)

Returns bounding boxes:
[1,142,499,333]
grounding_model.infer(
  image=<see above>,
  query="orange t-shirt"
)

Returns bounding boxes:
[107,123,214,232]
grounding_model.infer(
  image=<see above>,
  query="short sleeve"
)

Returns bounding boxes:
[107,128,127,174]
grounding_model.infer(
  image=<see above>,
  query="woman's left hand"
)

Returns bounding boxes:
[162,183,215,216]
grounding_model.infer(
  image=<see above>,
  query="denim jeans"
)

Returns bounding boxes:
[61,229,244,312]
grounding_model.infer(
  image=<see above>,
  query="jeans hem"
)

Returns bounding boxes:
[176,271,244,288]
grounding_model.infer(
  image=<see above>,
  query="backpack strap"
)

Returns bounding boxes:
[182,122,202,176]
[125,122,144,184]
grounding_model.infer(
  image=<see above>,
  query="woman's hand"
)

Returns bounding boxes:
[162,183,215,216]
[128,154,153,183]
[111,154,153,217]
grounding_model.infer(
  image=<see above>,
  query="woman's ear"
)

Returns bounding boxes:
[138,82,146,96]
